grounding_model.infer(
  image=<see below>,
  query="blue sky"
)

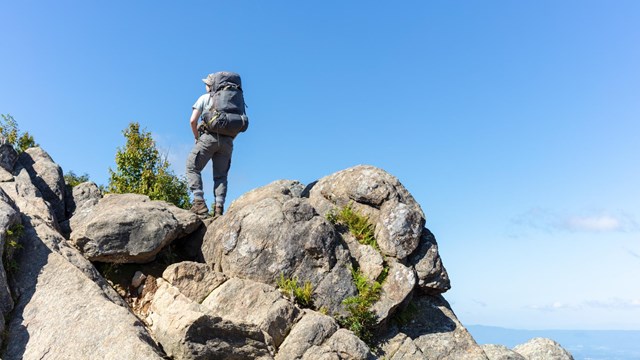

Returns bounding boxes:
[1,1,639,330]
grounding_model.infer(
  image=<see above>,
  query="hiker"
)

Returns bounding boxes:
[186,72,248,217]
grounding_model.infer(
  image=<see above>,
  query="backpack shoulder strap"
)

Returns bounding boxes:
[207,92,216,112]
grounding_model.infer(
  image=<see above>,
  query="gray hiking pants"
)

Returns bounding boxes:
[186,132,234,206]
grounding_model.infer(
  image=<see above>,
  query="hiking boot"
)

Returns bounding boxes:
[214,204,224,217]
[190,199,209,216]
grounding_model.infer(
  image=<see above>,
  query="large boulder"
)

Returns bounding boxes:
[513,338,574,360]
[201,277,300,348]
[371,260,416,326]
[308,165,425,260]
[300,329,372,360]
[141,278,273,360]
[408,228,451,294]
[482,344,526,360]
[60,181,103,237]
[0,167,13,182]
[163,261,227,303]
[69,193,201,263]
[275,311,339,359]
[16,147,66,222]
[379,294,488,360]
[0,143,18,173]
[202,180,356,314]
[342,236,385,282]
[64,181,102,218]
[275,310,373,360]
[0,143,15,182]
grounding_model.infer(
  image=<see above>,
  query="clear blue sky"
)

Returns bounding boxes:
[2,1,639,330]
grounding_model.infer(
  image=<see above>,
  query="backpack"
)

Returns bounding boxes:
[201,71,249,138]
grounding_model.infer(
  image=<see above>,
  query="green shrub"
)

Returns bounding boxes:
[3,223,24,274]
[337,268,383,345]
[108,122,191,209]
[277,274,314,308]
[0,114,37,153]
[64,171,90,187]
[326,203,377,249]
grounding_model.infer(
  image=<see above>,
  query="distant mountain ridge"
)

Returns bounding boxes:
[468,325,640,360]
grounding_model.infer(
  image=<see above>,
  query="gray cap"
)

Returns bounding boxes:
[202,73,215,86]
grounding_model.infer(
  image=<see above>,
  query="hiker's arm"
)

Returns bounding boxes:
[190,108,201,141]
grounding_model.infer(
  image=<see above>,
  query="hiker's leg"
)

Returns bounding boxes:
[186,133,218,200]
[212,136,234,207]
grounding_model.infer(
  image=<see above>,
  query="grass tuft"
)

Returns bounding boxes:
[337,268,383,345]
[277,274,314,308]
[326,203,377,249]
[3,224,24,274]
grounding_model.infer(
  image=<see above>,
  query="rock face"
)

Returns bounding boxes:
[1,148,165,360]
[379,295,488,359]
[482,344,526,360]
[0,143,18,172]
[163,261,227,303]
[275,311,340,359]
[0,188,20,351]
[307,165,450,296]
[64,180,102,218]
[141,278,274,360]
[16,147,66,222]
[0,146,574,360]
[201,180,357,314]
[408,228,451,294]
[69,193,201,263]
[308,165,425,260]
[201,277,300,348]
[512,338,574,360]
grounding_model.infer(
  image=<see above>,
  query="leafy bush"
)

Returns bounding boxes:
[3,223,24,274]
[64,171,90,187]
[108,122,190,209]
[277,274,314,308]
[326,203,377,249]
[0,114,36,153]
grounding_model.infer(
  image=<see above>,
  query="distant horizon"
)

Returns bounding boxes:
[468,324,640,332]
[467,325,640,360]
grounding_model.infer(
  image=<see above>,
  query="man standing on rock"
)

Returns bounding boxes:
[186,72,248,217]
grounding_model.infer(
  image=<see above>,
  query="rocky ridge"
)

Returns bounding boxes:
[0,146,574,359]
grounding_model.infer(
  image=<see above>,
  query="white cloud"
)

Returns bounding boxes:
[564,215,622,232]
[528,301,576,312]
[510,208,638,234]
[528,298,640,312]
[583,298,640,310]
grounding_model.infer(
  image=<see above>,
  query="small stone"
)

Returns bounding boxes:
[132,271,147,288]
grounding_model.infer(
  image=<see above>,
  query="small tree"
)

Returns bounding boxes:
[64,171,90,187]
[108,122,190,209]
[0,114,37,153]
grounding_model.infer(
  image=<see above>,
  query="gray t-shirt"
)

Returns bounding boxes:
[193,93,213,114]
